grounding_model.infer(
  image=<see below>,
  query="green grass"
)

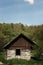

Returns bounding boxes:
[0,58,43,65]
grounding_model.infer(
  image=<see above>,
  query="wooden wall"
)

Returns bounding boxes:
[8,37,32,49]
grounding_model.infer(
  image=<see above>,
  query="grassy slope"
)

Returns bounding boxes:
[0,58,43,65]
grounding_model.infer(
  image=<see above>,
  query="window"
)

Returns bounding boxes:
[16,49,20,55]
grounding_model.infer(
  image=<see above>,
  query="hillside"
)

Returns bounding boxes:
[0,23,43,50]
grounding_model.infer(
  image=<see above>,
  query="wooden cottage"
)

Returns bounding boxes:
[4,34,37,60]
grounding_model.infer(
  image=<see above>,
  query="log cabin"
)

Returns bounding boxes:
[4,34,37,60]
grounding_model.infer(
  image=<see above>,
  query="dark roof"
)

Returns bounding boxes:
[3,33,38,49]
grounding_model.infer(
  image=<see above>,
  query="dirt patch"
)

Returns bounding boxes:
[0,62,3,65]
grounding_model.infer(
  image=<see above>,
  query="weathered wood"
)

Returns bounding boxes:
[8,37,32,49]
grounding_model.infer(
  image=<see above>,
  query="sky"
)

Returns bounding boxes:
[0,0,43,25]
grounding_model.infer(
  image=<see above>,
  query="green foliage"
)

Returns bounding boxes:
[0,23,43,57]
[0,58,43,65]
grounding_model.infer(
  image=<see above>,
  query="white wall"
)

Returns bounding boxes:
[7,49,31,60]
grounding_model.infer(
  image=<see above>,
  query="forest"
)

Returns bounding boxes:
[0,23,43,51]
